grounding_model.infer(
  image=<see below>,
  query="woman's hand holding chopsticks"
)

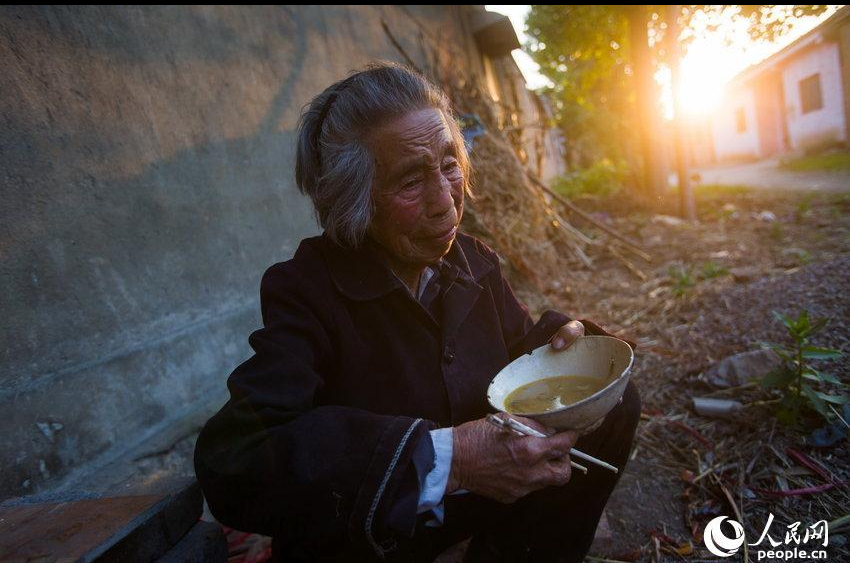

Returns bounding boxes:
[446,413,578,504]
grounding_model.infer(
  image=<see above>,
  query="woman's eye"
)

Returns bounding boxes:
[442,160,462,177]
[401,179,421,192]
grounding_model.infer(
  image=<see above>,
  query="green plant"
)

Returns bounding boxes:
[668,264,695,297]
[694,183,752,198]
[780,150,850,173]
[552,159,626,199]
[761,310,847,426]
[700,261,728,279]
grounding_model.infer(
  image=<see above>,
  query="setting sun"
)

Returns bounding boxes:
[678,47,726,117]
[674,5,839,119]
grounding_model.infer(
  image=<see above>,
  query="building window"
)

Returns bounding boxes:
[735,107,746,133]
[799,73,823,114]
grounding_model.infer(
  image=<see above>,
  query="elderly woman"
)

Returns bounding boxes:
[194,63,640,563]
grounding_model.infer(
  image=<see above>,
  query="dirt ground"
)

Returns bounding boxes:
[529,186,850,562]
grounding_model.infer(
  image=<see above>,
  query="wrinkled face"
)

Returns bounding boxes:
[367,108,465,269]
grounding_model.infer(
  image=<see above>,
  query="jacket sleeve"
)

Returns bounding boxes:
[193,264,433,559]
[485,244,628,359]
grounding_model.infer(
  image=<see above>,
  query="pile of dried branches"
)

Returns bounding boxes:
[447,75,591,289]
[441,72,651,307]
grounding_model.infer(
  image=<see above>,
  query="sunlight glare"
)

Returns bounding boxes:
[678,47,726,117]
[672,5,838,120]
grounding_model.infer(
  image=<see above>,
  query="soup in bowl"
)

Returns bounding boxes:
[487,335,634,431]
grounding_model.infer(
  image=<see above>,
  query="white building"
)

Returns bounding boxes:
[711,6,850,161]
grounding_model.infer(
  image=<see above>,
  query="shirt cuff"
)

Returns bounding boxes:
[417,427,453,515]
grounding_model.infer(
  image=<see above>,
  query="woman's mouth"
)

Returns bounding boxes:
[428,225,457,245]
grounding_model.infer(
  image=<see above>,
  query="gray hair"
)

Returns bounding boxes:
[295,62,470,248]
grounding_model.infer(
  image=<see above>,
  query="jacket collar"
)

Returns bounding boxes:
[319,231,495,301]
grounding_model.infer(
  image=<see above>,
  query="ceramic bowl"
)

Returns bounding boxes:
[487,336,634,431]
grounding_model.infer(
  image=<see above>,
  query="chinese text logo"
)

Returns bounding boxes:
[703,514,828,560]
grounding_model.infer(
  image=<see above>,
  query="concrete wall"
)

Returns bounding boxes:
[481,55,565,182]
[712,87,761,161]
[0,5,494,500]
[782,41,847,150]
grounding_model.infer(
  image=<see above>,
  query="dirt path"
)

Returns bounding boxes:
[692,158,850,192]
[557,188,850,562]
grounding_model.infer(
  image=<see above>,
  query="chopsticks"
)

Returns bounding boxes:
[486,414,619,474]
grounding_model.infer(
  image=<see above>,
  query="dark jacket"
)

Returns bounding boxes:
[194,232,615,561]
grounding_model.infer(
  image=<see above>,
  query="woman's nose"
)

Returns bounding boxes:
[426,174,455,218]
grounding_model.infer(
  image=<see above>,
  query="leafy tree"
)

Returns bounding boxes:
[526,5,830,197]
[526,6,634,169]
